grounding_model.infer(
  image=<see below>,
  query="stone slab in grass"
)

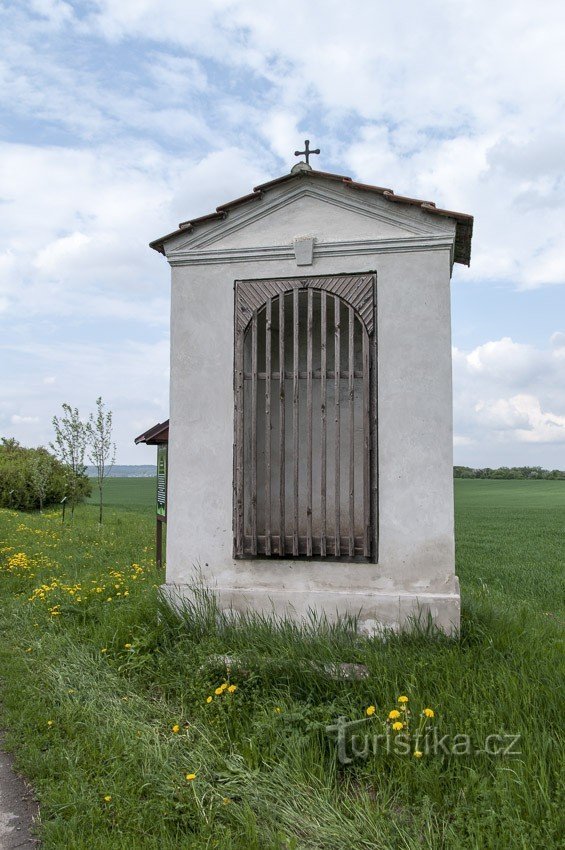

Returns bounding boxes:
[202,654,369,680]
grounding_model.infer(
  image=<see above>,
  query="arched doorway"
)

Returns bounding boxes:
[234,274,376,560]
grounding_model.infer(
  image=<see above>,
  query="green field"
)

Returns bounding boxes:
[0,480,563,849]
[86,476,157,507]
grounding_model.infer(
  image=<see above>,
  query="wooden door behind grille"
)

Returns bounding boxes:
[234,274,375,560]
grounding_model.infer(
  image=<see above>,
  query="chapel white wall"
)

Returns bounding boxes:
[165,246,455,600]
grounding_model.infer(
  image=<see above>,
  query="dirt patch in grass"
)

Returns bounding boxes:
[0,729,39,847]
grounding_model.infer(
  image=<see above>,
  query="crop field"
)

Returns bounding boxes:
[0,480,563,848]
[86,476,157,508]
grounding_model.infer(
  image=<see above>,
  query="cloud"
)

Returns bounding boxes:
[11,414,40,424]
[475,395,565,444]
[453,335,565,464]
[1,0,565,463]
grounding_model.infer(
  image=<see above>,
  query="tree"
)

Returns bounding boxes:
[51,404,88,520]
[86,396,116,525]
[29,449,52,512]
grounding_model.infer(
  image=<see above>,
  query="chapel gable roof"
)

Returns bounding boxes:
[150,168,473,266]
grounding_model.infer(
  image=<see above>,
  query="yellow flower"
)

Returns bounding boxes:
[172,724,180,734]
[388,709,401,720]
[124,643,132,649]
[222,797,231,805]
[366,705,376,716]
[47,720,54,726]
[423,708,435,718]
[100,648,108,653]
[214,687,224,695]
[392,721,404,731]
[104,795,112,802]
[185,773,196,781]
[413,750,423,759]
[227,685,237,693]
[206,696,213,704]
[398,695,409,704]
[274,707,282,714]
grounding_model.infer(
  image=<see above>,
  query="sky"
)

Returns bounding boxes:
[1,0,565,467]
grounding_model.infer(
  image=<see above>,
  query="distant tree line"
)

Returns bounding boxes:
[454,466,565,480]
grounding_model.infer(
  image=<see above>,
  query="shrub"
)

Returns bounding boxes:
[0,438,91,511]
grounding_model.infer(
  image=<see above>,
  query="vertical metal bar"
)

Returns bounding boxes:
[234,318,245,556]
[278,294,285,556]
[251,311,258,555]
[292,288,299,556]
[306,288,313,556]
[348,305,355,557]
[320,291,327,557]
[334,296,341,557]
[265,298,272,556]
[362,327,371,557]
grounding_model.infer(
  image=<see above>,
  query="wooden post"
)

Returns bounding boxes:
[320,291,327,557]
[278,293,286,555]
[362,328,371,557]
[306,288,313,556]
[234,319,245,556]
[348,306,355,557]
[292,288,299,557]
[334,296,341,557]
[156,517,163,569]
[265,298,272,556]
[251,311,258,555]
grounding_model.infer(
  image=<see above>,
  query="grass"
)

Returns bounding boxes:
[86,477,157,508]
[0,480,563,848]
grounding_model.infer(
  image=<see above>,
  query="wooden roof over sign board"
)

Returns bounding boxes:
[134,420,169,446]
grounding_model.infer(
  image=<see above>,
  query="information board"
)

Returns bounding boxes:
[157,444,167,519]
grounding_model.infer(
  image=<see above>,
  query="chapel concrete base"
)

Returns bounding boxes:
[160,572,460,637]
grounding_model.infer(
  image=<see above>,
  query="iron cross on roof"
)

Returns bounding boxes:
[294,140,320,166]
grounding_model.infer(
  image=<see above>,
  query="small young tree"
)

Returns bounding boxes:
[29,449,52,512]
[86,396,116,525]
[51,404,88,520]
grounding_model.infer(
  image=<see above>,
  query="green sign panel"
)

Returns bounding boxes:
[157,444,167,518]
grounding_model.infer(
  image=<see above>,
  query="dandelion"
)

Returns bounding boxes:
[172,724,180,734]
[214,686,224,695]
[274,707,282,714]
[206,696,213,704]
[392,721,404,731]
[388,709,401,720]
[398,695,409,704]
[185,773,196,781]
[366,705,376,717]
[100,648,108,654]
[104,795,112,802]
[124,643,132,649]
[413,750,423,759]
[423,708,435,718]
[227,685,237,693]
[47,720,54,726]
[222,797,231,805]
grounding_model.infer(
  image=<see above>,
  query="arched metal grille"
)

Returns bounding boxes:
[234,274,375,560]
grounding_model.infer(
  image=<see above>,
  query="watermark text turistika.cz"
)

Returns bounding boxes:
[326,716,522,764]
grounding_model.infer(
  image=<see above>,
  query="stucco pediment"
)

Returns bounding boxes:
[167,183,455,259]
